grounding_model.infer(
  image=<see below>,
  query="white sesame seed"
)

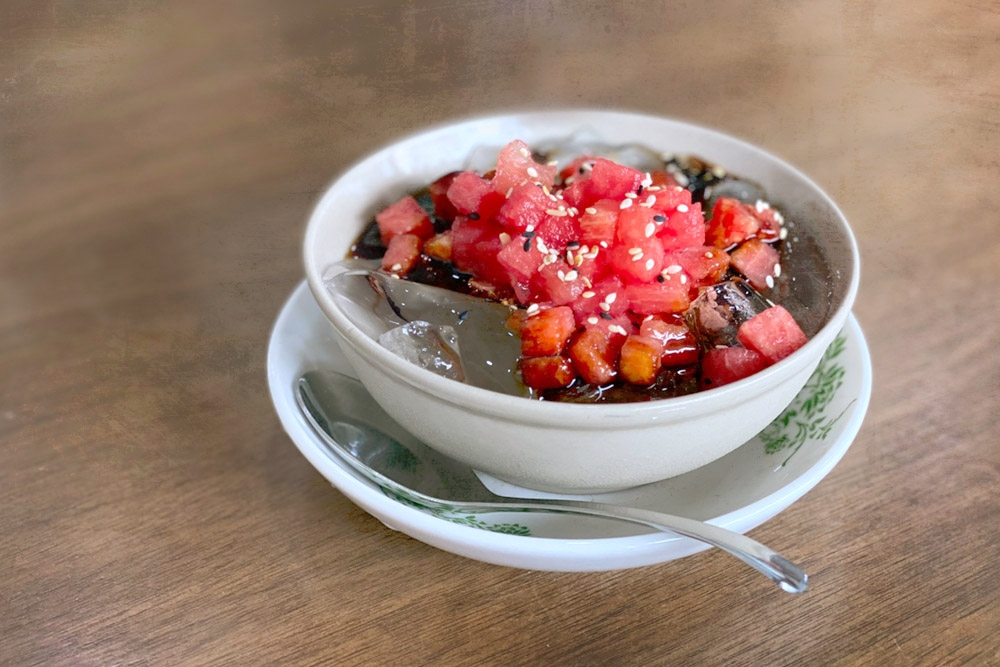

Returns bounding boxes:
[643,315,653,322]
[542,185,551,196]
[679,274,688,284]
[774,263,782,277]
[704,251,714,258]
[641,173,653,187]
[525,224,535,232]
[645,258,655,271]
[674,186,684,192]
[526,303,540,314]
[547,160,558,166]
[568,207,578,216]
[582,291,596,298]
[779,227,789,240]
[547,193,558,202]
[585,207,597,215]
[390,263,402,271]
[546,208,567,217]
[755,200,769,213]
[526,166,538,178]
[620,199,633,210]
[505,187,513,198]
[565,270,578,281]
[631,252,644,262]
[627,247,643,255]
[599,302,611,312]
[645,195,657,207]
[606,292,617,304]
[587,316,599,325]
[711,166,726,178]
[610,325,628,336]
[582,276,592,288]
[574,255,583,267]
[536,240,549,254]
[644,222,656,238]
[765,275,775,289]
[557,270,566,281]
[519,147,530,157]
[677,204,689,213]
[499,232,511,245]
[625,192,637,199]
[665,264,682,274]
[599,241,609,248]
[774,211,785,224]
[647,185,661,191]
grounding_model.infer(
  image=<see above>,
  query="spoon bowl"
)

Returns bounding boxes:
[297,369,808,593]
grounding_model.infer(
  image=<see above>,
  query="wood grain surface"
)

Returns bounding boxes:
[2,1,998,665]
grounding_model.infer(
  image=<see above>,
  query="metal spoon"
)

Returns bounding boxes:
[296,370,808,593]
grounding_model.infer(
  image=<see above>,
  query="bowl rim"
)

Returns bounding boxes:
[303,109,860,426]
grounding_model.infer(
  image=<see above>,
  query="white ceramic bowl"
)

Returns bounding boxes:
[303,110,859,493]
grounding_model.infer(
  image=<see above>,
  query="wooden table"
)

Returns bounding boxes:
[3,1,998,664]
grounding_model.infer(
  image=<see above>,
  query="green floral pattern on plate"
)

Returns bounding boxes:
[758,332,851,466]
[379,331,852,535]
[381,487,532,536]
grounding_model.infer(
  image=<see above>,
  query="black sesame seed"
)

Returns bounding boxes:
[567,240,580,248]
[468,212,480,220]
[600,312,613,320]
[637,185,644,195]
[522,230,536,238]
[653,215,666,222]
[656,274,665,283]
[458,310,469,322]
[523,239,532,252]
[579,167,585,174]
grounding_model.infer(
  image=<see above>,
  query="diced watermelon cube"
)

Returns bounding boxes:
[586,158,643,201]
[625,281,690,315]
[497,182,554,232]
[375,195,434,244]
[496,235,545,285]
[520,306,577,356]
[447,171,506,220]
[658,202,706,250]
[730,239,780,291]
[519,355,576,390]
[530,261,587,306]
[737,305,808,363]
[536,214,582,251]
[649,184,692,213]
[701,346,770,389]
[616,205,659,247]
[450,216,509,288]
[609,239,664,284]
[664,246,730,287]
[570,275,628,321]
[577,199,619,246]
[492,139,557,196]
[380,233,422,275]
[707,197,760,248]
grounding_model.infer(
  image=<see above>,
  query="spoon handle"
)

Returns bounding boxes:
[488,499,807,593]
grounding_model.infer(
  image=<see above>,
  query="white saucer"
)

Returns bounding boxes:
[268,281,871,572]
